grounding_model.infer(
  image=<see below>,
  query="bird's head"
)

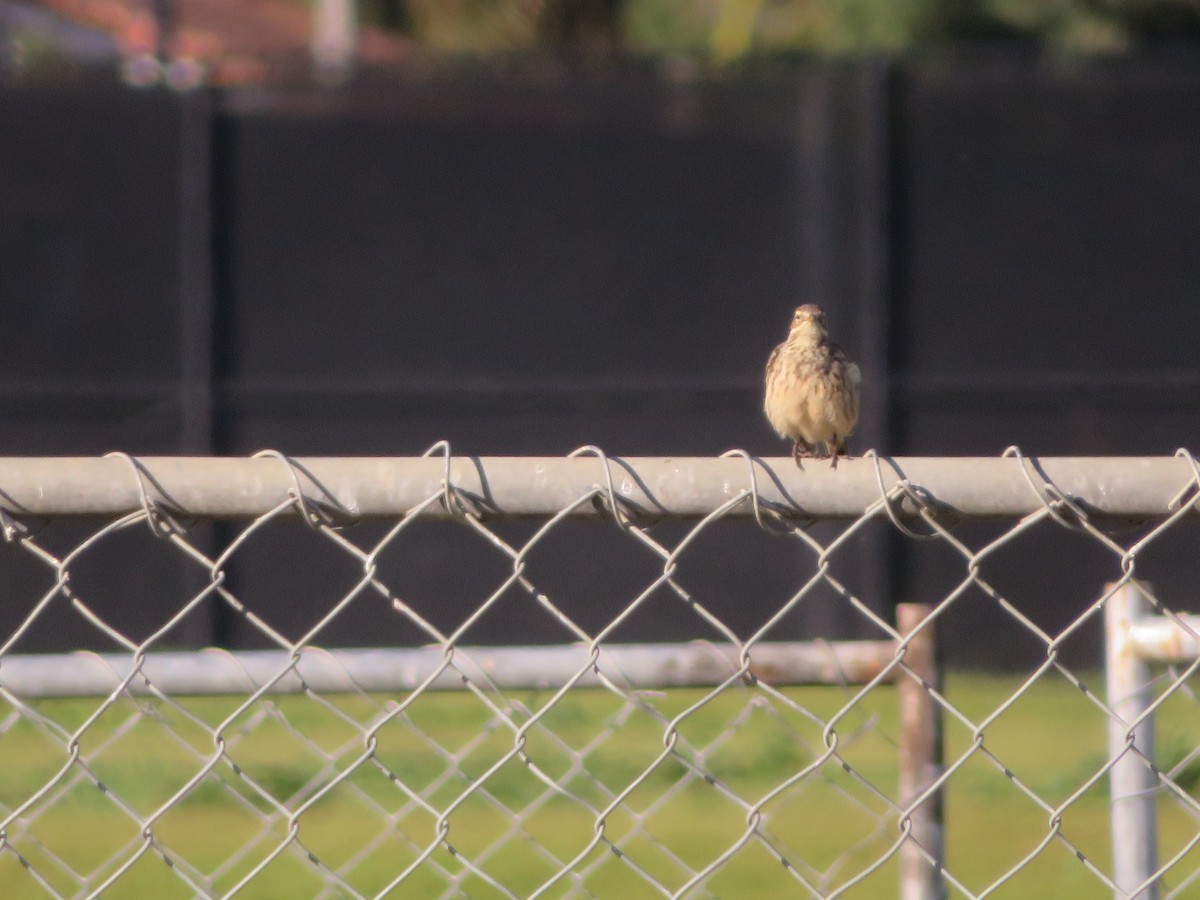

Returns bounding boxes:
[788,304,828,341]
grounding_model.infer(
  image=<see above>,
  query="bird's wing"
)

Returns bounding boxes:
[765,342,782,377]
[830,343,861,384]
[846,359,863,390]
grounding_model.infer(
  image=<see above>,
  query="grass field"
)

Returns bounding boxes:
[1,671,1198,898]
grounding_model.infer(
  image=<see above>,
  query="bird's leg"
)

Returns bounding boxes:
[792,439,815,468]
[828,436,852,469]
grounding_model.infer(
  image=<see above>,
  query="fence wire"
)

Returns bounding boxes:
[0,448,1198,899]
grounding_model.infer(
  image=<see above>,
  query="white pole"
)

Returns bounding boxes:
[1106,581,1159,899]
[897,603,946,900]
[312,0,357,79]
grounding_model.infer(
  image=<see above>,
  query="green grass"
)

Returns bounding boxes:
[1,672,1198,897]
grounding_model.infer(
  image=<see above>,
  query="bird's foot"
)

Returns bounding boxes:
[828,439,849,470]
[792,441,817,468]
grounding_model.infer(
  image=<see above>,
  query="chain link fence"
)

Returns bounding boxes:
[0,448,1199,898]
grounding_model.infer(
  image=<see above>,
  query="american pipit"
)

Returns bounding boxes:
[764,304,861,468]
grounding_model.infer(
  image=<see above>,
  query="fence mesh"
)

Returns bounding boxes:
[1154,656,1200,898]
[0,448,1199,898]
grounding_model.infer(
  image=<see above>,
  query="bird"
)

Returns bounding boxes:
[764,304,861,468]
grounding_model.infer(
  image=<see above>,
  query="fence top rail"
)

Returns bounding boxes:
[0,454,1193,520]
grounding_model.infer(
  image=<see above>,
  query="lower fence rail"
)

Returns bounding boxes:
[0,623,943,899]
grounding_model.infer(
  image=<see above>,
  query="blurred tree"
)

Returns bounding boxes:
[358,0,1200,59]
[830,0,1035,49]
[536,0,625,51]
[1081,0,1200,40]
[711,0,765,63]
[362,0,414,35]
[910,0,1038,41]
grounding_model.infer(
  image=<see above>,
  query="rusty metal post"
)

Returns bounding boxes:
[898,603,946,900]
[1106,581,1160,899]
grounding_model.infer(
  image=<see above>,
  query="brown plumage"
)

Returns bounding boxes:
[764,304,861,468]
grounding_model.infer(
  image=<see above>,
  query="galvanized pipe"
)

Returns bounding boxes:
[897,603,946,900]
[0,640,900,699]
[1106,582,1160,900]
[0,456,1192,520]
[1128,614,1200,664]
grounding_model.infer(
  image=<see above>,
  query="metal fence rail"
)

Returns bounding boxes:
[0,641,905,699]
[0,454,1192,519]
[0,449,1198,899]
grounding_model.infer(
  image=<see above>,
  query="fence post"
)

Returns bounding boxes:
[1106,581,1160,899]
[898,603,945,900]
